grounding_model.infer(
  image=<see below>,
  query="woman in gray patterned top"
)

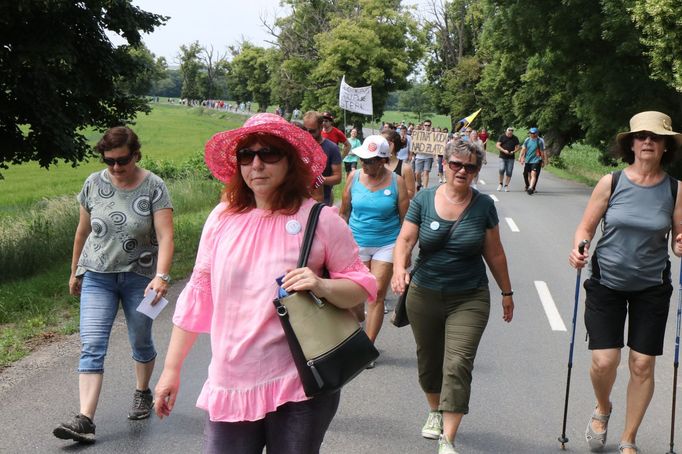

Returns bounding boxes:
[569,111,682,454]
[53,126,174,444]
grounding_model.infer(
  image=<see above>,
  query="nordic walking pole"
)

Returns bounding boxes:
[559,239,589,449]
[667,264,682,454]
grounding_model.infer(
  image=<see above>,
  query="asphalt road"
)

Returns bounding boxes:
[1,152,681,453]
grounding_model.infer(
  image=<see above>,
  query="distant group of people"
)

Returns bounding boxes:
[53,109,682,454]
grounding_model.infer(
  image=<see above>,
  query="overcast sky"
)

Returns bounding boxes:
[115,0,428,63]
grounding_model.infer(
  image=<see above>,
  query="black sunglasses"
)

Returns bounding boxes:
[448,160,478,174]
[361,157,383,166]
[633,132,664,142]
[237,147,285,165]
[102,152,135,167]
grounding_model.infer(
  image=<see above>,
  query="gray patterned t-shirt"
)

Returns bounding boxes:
[76,169,173,278]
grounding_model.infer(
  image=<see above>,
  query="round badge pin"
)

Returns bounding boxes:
[286,220,302,235]
[430,221,440,231]
[384,189,392,196]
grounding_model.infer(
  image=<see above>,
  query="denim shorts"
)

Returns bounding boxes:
[415,157,434,173]
[79,271,156,373]
[498,158,514,177]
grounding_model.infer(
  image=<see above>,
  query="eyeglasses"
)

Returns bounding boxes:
[361,157,383,166]
[633,132,664,142]
[102,152,135,167]
[448,160,478,174]
[236,147,286,165]
[423,124,432,128]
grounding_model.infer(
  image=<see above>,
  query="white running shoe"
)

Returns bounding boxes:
[438,436,460,454]
[497,183,502,191]
[504,185,509,192]
[421,411,443,439]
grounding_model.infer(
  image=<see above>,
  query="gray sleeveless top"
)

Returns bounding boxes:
[592,172,674,291]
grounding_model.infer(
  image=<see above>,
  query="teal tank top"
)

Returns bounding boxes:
[349,171,401,247]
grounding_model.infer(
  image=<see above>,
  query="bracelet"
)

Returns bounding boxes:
[501,290,514,296]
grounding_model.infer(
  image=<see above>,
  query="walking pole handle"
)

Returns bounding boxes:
[578,239,589,255]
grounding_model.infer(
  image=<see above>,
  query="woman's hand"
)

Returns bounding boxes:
[674,233,682,257]
[568,243,590,269]
[502,295,514,322]
[391,267,410,295]
[145,276,169,306]
[282,267,325,296]
[154,368,181,419]
[69,274,83,296]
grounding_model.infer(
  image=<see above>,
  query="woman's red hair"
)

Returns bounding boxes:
[222,133,315,215]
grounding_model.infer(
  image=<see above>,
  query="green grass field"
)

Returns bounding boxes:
[0,104,241,214]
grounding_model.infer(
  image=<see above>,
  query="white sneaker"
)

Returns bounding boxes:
[504,185,509,192]
[421,411,443,439]
[496,183,502,191]
[438,436,460,454]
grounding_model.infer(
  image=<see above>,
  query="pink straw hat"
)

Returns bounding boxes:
[205,113,327,187]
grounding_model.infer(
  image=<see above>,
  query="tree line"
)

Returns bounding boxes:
[2,0,681,172]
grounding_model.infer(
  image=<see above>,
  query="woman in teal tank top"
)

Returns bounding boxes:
[340,135,409,357]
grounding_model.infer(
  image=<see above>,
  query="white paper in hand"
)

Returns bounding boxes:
[136,290,169,320]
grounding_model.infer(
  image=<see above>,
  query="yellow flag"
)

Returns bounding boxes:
[454,109,482,131]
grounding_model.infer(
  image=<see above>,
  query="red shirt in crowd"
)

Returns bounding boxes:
[322,127,347,146]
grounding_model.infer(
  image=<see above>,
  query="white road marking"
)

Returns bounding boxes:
[489,194,499,202]
[479,179,486,185]
[534,280,567,331]
[505,217,519,232]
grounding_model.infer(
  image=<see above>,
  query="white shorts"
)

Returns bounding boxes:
[358,243,396,263]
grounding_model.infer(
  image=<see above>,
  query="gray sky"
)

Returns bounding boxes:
[114,0,428,63]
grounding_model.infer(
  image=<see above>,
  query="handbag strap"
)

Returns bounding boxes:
[297,202,326,268]
[411,190,481,275]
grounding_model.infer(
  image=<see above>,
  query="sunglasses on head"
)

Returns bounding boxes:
[633,131,664,142]
[102,152,135,167]
[237,147,285,166]
[448,160,478,174]
[361,157,383,165]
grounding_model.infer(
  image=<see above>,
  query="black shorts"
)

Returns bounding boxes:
[583,278,672,356]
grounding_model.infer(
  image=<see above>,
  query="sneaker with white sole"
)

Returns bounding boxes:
[53,413,96,443]
[497,183,502,191]
[438,435,460,454]
[421,411,443,439]
[504,185,509,192]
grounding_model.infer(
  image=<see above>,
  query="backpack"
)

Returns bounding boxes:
[523,137,544,158]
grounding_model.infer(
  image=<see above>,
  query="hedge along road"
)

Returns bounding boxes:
[1,153,681,453]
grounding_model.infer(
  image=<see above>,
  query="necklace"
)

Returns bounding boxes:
[364,168,388,189]
[442,188,469,205]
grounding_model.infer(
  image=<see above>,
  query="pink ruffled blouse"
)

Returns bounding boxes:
[172,198,377,422]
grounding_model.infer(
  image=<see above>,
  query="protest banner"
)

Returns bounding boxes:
[338,76,373,115]
[410,130,449,155]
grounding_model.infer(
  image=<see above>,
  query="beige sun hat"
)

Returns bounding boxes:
[616,111,682,150]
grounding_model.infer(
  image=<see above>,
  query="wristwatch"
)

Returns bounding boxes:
[156,273,171,283]
[501,290,514,296]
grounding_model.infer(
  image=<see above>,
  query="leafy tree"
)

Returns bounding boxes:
[178,41,203,101]
[397,84,435,121]
[630,0,682,92]
[476,0,682,157]
[226,43,274,110]
[0,1,166,171]
[151,69,183,98]
[200,45,228,99]
[440,56,482,124]
[118,44,167,96]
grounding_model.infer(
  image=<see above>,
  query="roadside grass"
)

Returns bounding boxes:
[547,143,623,186]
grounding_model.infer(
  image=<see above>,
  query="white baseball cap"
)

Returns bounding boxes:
[353,135,390,159]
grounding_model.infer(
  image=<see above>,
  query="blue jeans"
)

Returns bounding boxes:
[79,271,156,373]
[203,392,341,454]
